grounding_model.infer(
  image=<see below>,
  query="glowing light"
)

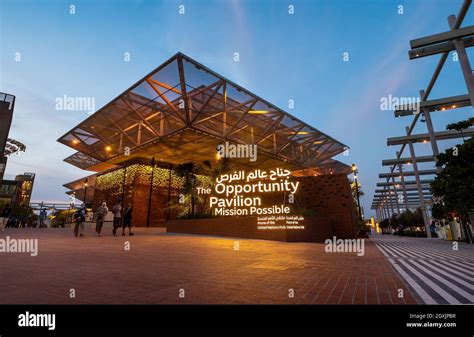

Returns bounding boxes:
[248,110,269,114]
[209,168,299,217]
[105,146,112,152]
[291,131,310,135]
[72,140,79,145]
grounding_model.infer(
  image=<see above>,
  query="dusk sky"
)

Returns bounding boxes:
[1,0,473,217]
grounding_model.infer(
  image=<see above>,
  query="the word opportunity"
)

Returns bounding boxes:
[197,168,300,216]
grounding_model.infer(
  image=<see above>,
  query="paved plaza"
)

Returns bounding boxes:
[0,226,417,304]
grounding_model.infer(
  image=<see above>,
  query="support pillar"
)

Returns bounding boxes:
[406,126,432,238]
[420,90,442,174]
[397,151,409,210]
[448,15,474,108]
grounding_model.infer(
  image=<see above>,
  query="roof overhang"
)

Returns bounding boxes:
[58,52,348,171]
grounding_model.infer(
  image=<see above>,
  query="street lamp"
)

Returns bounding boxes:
[352,164,362,221]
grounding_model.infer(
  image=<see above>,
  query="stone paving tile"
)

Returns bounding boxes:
[0,227,418,304]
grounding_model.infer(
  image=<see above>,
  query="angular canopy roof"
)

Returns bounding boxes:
[58,52,349,172]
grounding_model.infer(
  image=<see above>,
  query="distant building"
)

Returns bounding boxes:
[0,173,35,208]
[0,92,34,209]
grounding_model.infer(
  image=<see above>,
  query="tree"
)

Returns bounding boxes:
[200,158,230,213]
[174,162,199,215]
[350,178,364,221]
[430,203,447,221]
[446,117,474,141]
[388,208,424,228]
[173,158,231,217]
[379,218,390,229]
[431,118,474,223]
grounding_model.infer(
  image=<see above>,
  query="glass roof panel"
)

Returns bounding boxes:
[58,53,348,170]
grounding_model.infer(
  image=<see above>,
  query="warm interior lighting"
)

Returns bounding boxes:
[351,163,357,172]
[248,110,269,114]
[291,131,310,135]
[313,140,324,144]
[452,105,456,108]
[105,146,112,152]
[72,140,79,145]
[441,107,446,111]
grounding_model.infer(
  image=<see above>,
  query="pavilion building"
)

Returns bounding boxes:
[59,53,357,242]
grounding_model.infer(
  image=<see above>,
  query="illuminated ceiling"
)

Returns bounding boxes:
[58,52,349,173]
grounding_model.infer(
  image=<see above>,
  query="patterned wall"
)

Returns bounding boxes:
[93,165,356,237]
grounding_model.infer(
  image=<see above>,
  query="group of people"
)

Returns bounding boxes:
[74,200,134,237]
[0,204,12,230]
[0,204,46,229]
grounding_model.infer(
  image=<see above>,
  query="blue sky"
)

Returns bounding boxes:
[1,0,473,216]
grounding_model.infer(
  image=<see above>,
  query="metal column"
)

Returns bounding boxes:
[420,90,442,174]
[448,15,474,108]
[397,151,409,210]
[406,126,432,238]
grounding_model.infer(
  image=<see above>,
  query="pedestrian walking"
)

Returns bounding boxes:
[112,200,122,236]
[39,208,47,228]
[74,204,86,237]
[398,225,404,237]
[122,203,134,236]
[95,202,108,236]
